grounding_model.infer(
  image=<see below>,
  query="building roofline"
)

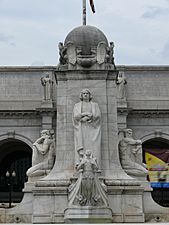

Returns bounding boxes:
[0,65,169,72]
[0,66,57,72]
[117,65,169,71]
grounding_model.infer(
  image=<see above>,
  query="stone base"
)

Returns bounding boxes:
[41,100,53,108]
[28,170,50,182]
[117,100,127,108]
[123,213,144,223]
[1,179,168,224]
[64,207,113,223]
[32,184,68,224]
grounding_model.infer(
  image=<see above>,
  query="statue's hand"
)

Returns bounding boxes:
[81,116,89,122]
[136,140,142,144]
[87,119,92,123]
[81,112,92,117]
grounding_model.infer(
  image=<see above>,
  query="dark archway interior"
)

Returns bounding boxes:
[143,138,169,207]
[142,137,169,163]
[0,139,32,203]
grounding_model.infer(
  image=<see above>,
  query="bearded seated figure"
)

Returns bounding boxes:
[119,129,148,179]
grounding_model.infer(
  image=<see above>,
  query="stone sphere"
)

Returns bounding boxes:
[64,25,108,55]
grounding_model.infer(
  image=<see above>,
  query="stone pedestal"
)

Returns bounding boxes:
[41,100,53,108]
[107,182,145,223]
[2,182,34,223]
[31,70,144,223]
[64,207,113,223]
[32,183,69,224]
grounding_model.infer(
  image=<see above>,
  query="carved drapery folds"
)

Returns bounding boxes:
[68,150,108,207]
[116,71,127,100]
[72,88,101,168]
[26,129,55,181]
[119,128,148,178]
[58,41,116,68]
[69,89,108,207]
[41,73,53,101]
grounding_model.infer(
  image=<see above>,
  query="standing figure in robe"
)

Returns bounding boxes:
[68,150,108,207]
[116,71,127,99]
[41,73,53,101]
[72,89,101,167]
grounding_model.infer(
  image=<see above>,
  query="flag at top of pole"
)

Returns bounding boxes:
[82,0,95,25]
[89,0,95,13]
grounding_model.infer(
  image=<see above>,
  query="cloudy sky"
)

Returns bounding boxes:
[0,0,169,66]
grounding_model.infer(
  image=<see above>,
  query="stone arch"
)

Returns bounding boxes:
[0,137,32,204]
[140,131,169,144]
[0,132,33,148]
[141,132,169,163]
[141,134,169,208]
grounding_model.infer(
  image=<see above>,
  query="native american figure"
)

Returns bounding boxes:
[119,129,147,178]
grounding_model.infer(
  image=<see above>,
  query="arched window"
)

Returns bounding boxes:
[0,139,32,204]
[143,138,169,207]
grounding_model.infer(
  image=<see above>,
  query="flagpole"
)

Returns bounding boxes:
[83,0,86,25]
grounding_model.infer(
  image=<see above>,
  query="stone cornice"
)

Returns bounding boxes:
[0,110,39,117]
[0,66,56,73]
[55,70,118,81]
[1,65,169,73]
[128,109,169,117]
[117,107,132,115]
[118,108,169,117]
[36,108,56,116]
[117,65,169,72]
[0,108,56,117]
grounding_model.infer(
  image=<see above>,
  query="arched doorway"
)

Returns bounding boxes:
[0,139,32,204]
[143,138,169,207]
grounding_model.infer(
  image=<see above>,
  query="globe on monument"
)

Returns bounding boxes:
[64,25,109,55]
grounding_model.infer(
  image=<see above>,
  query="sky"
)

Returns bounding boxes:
[0,0,169,66]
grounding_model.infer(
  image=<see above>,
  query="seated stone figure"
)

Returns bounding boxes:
[119,129,147,178]
[27,130,55,181]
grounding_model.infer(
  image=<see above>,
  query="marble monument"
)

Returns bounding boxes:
[0,23,168,224]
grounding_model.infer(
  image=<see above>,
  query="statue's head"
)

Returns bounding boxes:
[125,129,132,137]
[58,42,63,49]
[45,72,50,78]
[80,88,92,101]
[85,149,92,158]
[110,42,114,47]
[118,72,123,78]
[41,129,50,136]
